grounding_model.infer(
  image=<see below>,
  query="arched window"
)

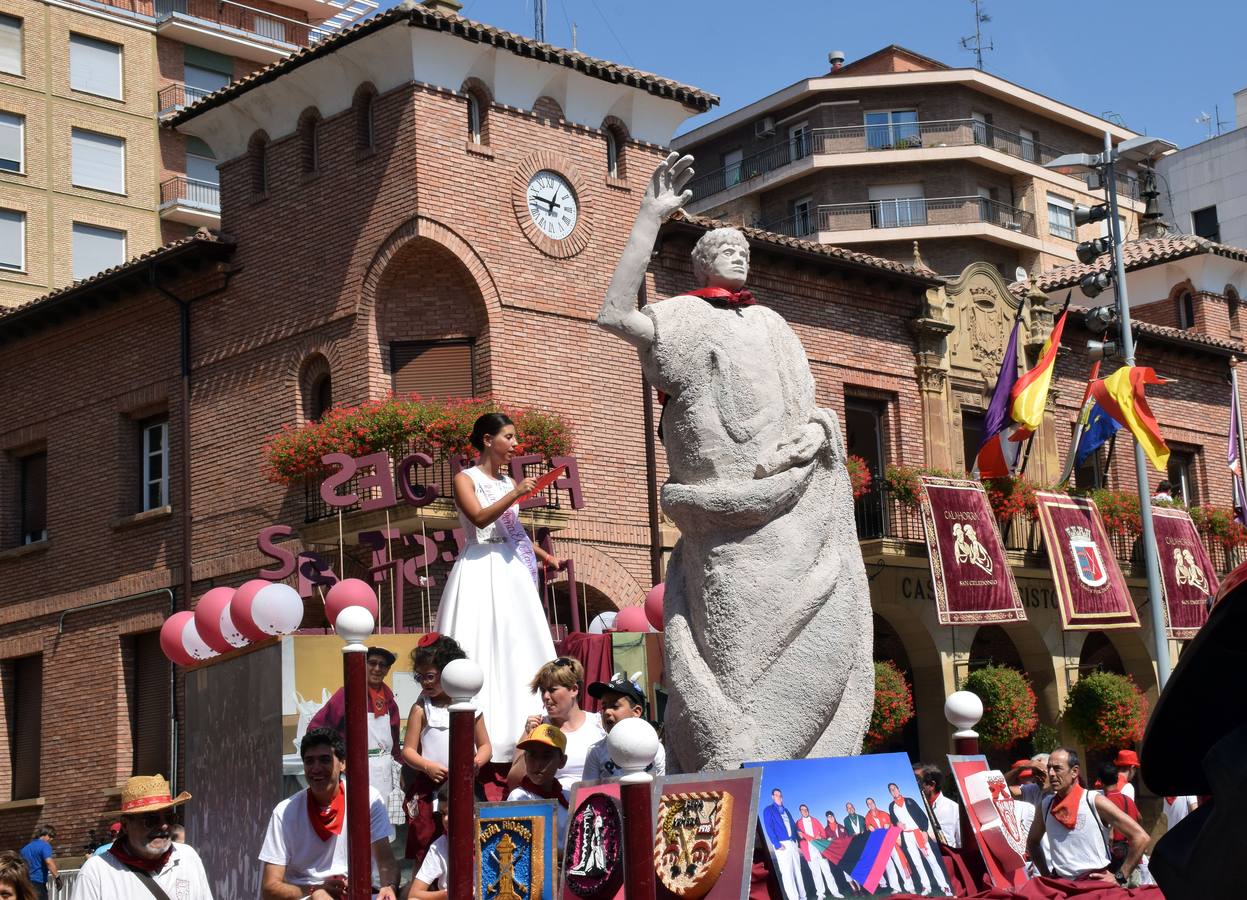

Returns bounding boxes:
[605,130,618,177]
[353,83,377,151]
[602,119,628,179]
[1228,286,1241,336]
[310,373,332,421]
[467,93,481,144]
[299,353,333,422]
[461,80,491,146]
[298,108,320,174]
[248,131,269,196]
[1178,290,1195,329]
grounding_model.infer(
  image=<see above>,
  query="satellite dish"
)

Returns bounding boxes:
[588,611,618,634]
[1014,266,1028,283]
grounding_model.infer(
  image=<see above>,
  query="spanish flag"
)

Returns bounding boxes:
[1090,366,1170,472]
[1009,300,1070,437]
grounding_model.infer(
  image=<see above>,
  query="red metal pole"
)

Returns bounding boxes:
[344,647,371,900]
[448,703,475,900]
[621,777,656,900]
[953,732,980,755]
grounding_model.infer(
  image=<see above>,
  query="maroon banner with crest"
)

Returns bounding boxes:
[919,476,1027,625]
[1035,491,1139,630]
[1152,507,1214,639]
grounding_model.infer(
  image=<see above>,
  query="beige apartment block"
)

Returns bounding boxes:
[673,45,1148,279]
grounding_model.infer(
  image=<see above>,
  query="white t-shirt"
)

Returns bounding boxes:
[414,834,448,889]
[545,712,606,792]
[1120,781,1136,801]
[1165,795,1197,830]
[581,736,667,782]
[890,798,921,831]
[930,793,961,848]
[508,785,569,846]
[72,842,213,900]
[258,784,393,887]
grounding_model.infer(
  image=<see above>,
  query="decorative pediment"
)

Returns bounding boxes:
[945,262,1025,377]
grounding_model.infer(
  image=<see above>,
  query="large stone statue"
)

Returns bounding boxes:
[598,154,874,771]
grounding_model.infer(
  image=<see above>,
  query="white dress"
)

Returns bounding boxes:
[435,466,556,761]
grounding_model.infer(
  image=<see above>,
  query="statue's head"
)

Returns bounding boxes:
[692,227,750,290]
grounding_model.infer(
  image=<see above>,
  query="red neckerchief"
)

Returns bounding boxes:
[109,840,173,873]
[307,782,346,841]
[368,685,388,717]
[520,777,568,809]
[688,286,756,308]
[1051,783,1085,830]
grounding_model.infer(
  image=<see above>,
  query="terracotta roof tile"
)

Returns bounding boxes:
[1023,235,1247,293]
[165,4,717,128]
[1130,319,1244,353]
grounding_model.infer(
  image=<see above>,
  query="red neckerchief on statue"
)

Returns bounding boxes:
[688,286,756,308]
[109,840,173,873]
[308,780,346,841]
[520,776,569,809]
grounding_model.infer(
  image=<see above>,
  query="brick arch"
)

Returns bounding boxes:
[561,543,647,610]
[533,95,564,124]
[279,341,349,419]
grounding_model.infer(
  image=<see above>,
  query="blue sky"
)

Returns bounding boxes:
[437,0,1246,149]
[743,752,925,829]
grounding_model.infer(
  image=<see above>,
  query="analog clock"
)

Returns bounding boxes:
[525,170,579,241]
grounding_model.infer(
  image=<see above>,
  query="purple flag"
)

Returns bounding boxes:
[1230,385,1246,524]
[974,318,1021,477]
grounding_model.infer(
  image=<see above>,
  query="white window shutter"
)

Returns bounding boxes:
[71,129,125,194]
[69,34,122,99]
[0,15,21,75]
[0,209,24,270]
[72,222,125,280]
[0,112,22,170]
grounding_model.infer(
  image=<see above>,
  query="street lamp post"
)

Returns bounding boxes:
[333,605,377,900]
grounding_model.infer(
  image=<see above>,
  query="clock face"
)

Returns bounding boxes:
[526,170,579,241]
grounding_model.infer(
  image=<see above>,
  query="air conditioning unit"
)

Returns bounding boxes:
[755,116,776,138]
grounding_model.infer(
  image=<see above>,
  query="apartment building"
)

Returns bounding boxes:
[673,45,1148,278]
[0,0,375,308]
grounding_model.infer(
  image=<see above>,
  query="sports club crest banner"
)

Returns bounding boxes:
[919,476,1026,625]
[1034,491,1139,630]
[1151,507,1214,639]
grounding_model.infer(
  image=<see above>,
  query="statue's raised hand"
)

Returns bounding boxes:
[641,151,695,223]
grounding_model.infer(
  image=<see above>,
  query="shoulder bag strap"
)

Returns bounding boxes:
[125,866,174,900]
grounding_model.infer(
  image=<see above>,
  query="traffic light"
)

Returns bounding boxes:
[1076,237,1112,265]
[1074,204,1109,227]
[1079,271,1112,298]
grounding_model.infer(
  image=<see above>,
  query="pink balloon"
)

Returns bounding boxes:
[614,605,651,633]
[160,612,196,666]
[644,583,665,632]
[324,579,379,626]
[231,579,275,642]
[194,587,248,653]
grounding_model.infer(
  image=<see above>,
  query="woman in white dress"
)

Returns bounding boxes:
[435,412,559,769]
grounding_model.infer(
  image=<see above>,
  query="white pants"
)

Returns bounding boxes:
[901,830,949,893]
[805,851,841,899]
[885,851,913,893]
[774,841,806,900]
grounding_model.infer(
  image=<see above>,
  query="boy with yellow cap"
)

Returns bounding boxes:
[507,724,569,846]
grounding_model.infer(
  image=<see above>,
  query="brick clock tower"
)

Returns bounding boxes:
[166,4,716,618]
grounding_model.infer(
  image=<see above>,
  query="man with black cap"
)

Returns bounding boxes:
[580,672,666,780]
[308,646,402,815]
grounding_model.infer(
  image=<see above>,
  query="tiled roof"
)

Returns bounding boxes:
[670,213,942,285]
[0,230,235,338]
[1028,235,1247,292]
[1131,319,1244,354]
[166,4,717,128]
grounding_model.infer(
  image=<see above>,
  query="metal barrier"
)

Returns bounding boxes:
[160,176,221,212]
[48,870,78,900]
[763,196,1035,239]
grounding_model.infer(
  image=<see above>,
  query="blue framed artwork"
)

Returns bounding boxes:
[476,798,559,900]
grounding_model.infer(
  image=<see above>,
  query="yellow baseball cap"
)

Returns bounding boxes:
[518,723,567,753]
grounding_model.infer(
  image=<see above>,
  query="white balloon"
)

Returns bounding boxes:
[588,611,617,634]
[251,583,305,636]
[181,617,219,661]
[217,604,249,648]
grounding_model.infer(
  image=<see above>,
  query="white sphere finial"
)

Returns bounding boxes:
[334,605,375,648]
[945,690,984,732]
[607,718,659,782]
[441,658,484,707]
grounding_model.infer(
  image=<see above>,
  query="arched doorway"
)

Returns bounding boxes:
[968,624,1025,671]
[542,580,617,635]
[1079,631,1126,676]
[873,613,920,760]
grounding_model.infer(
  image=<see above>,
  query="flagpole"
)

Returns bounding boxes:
[1103,130,1171,688]
[1059,360,1103,486]
[1231,357,1247,516]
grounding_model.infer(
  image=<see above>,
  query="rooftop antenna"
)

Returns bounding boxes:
[534,0,545,41]
[960,0,993,70]
[1195,111,1212,140]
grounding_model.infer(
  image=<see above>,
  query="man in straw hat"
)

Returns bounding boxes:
[71,774,212,899]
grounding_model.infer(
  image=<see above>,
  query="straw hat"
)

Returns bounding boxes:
[117,775,191,817]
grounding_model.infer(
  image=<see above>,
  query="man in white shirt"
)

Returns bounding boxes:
[72,775,212,900]
[1164,795,1198,831]
[886,782,950,895]
[581,674,666,781]
[259,727,398,899]
[795,803,841,899]
[916,765,961,849]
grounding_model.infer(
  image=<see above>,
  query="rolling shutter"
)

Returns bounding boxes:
[0,15,21,75]
[71,129,126,194]
[131,632,169,776]
[10,654,42,800]
[69,34,122,99]
[391,341,474,401]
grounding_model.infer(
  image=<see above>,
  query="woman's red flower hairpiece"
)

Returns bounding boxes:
[417,632,441,647]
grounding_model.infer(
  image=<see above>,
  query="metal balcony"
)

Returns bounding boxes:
[153,0,332,60]
[157,83,216,118]
[159,176,220,226]
[763,196,1036,240]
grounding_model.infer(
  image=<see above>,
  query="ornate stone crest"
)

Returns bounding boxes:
[564,793,624,898]
[654,791,733,899]
[479,818,545,900]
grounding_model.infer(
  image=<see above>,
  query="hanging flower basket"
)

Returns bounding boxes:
[1189,505,1247,550]
[1062,671,1148,750]
[982,476,1039,523]
[962,665,1039,749]
[846,455,872,498]
[865,660,915,750]
[1089,489,1142,538]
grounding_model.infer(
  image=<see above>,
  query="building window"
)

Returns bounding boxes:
[1047,193,1075,240]
[1167,449,1197,505]
[310,374,332,421]
[123,633,169,777]
[299,109,320,174]
[354,84,376,150]
[869,183,926,228]
[789,121,810,159]
[0,112,21,172]
[141,418,169,511]
[1074,424,1105,490]
[792,196,814,236]
[249,132,268,195]
[0,15,21,76]
[2,654,42,800]
[71,128,125,194]
[69,34,122,100]
[1019,127,1037,162]
[604,129,619,177]
[864,109,918,149]
[723,148,743,186]
[467,92,482,145]
[19,451,46,544]
[971,111,993,146]
[1177,290,1196,329]
[390,341,474,402]
[1228,286,1241,337]
[72,222,125,280]
[961,409,985,474]
[0,208,23,271]
[1192,206,1220,242]
[185,136,218,199]
[845,397,888,537]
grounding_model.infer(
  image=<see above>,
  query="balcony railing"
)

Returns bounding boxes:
[157,82,215,117]
[160,176,220,212]
[763,196,1035,239]
[154,0,327,48]
[687,118,1134,203]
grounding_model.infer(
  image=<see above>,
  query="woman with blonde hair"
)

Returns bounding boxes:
[0,851,38,900]
[508,656,605,792]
